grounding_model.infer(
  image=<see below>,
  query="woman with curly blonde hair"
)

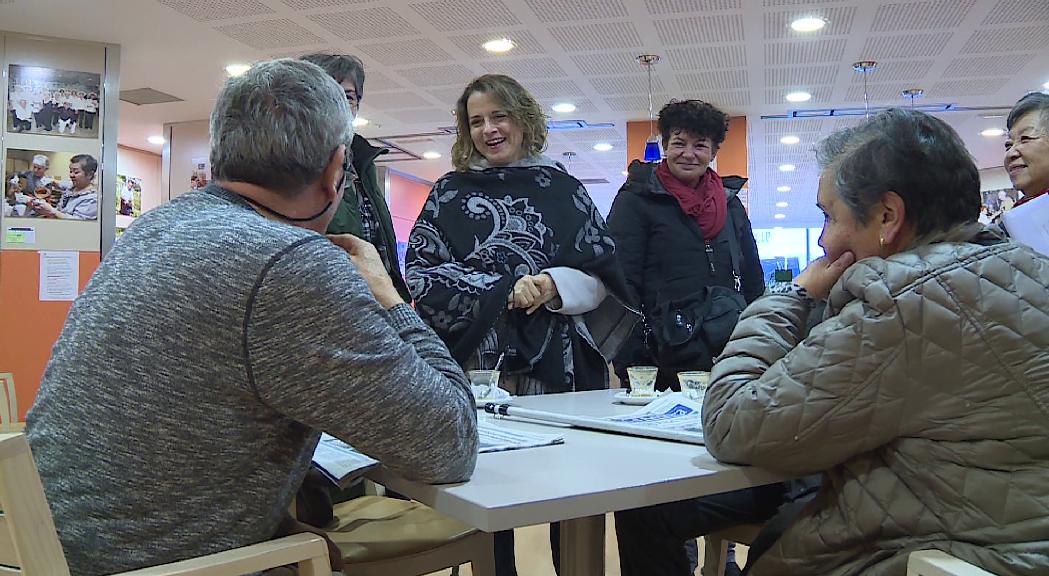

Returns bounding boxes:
[406,73,637,574]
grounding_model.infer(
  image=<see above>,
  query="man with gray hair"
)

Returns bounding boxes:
[26,58,478,575]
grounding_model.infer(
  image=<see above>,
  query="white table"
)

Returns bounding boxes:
[369,389,790,576]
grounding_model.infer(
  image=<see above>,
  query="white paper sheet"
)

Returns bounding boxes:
[312,433,380,488]
[603,393,705,442]
[39,251,79,301]
[478,420,564,453]
[1002,193,1049,257]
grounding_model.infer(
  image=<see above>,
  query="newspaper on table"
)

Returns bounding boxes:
[601,393,705,445]
[312,433,380,489]
[1001,192,1049,257]
[478,419,564,453]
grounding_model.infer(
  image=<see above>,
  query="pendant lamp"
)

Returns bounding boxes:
[853,60,878,119]
[637,54,663,162]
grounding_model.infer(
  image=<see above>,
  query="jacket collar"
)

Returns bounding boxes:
[350,133,387,173]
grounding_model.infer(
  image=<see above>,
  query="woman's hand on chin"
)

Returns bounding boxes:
[794,251,855,300]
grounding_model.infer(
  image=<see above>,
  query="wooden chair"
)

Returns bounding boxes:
[701,523,764,576]
[0,432,331,575]
[324,495,496,576]
[0,373,22,432]
[907,550,998,576]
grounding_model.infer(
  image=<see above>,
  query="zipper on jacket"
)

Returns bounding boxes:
[705,242,716,274]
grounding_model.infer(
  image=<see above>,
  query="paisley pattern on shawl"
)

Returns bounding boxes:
[407,163,633,392]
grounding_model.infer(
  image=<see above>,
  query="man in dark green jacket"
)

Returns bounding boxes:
[301,53,411,302]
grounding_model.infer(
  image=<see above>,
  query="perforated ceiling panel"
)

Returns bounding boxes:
[765,65,838,87]
[357,39,453,66]
[216,19,325,49]
[549,22,643,52]
[362,70,404,94]
[396,64,478,87]
[667,45,747,70]
[278,0,373,8]
[765,39,847,65]
[427,86,468,106]
[370,91,435,109]
[871,1,975,32]
[308,7,421,40]
[844,82,920,103]
[930,78,1010,97]
[390,108,456,124]
[982,0,1049,25]
[861,32,952,59]
[684,90,751,109]
[564,127,624,143]
[655,14,746,46]
[944,54,1036,78]
[158,0,273,21]
[961,25,1049,53]
[448,31,545,59]
[571,52,644,76]
[763,6,857,39]
[525,0,628,22]
[645,0,741,14]
[541,98,599,114]
[409,0,521,31]
[604,93,671,112]
[523,79,586,98]
[847,60,934,82]
[677,69,749,92]
[764,86,832,105]
[482,57,567,78]
[590,75,666,95]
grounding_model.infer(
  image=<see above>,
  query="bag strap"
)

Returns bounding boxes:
[723,188,742,292]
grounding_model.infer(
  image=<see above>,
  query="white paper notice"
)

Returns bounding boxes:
[39,251,79,301]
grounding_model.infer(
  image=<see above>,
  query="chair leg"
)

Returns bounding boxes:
[702,535,729,576]
[297,555,329,576]
[469,532,497,576]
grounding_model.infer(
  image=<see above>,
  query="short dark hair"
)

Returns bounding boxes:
[1007,91,1049,133]
[70,154,97,177]
[816,108,980,236]
[299,53,365,101]
[657,99,729,148]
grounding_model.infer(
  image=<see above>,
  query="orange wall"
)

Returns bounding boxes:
[0,250,99,419]
[388,170,433,242]
[626,116,748,180]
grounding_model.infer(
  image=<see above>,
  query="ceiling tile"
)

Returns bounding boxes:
[765,65,838,87]
[549,21,643,52]
[765,38,848,65]
[371,91,436,109]
[871,1,975,33]
[448,30,545,59]
[541,98,600,114]
[571,52,645,76]
[645,0,742,15]
[929,78,1011,97]
[389,108,456,125]
[847,60,935,82]
[944,54,1037,78]
[308,7,421,40]
[677,69,750,91]
[481,57,567,78]
[589,75,666,95]
[604,93,671,112]
[523,79,586,98]
[844,82,922,103]
[764,86,832,105]
[982,0,1049,25]
[427,86,467,105]
[861,32,953,59]
[215,19,325,49]
[682,90,751,109]
[525,0,628,22]
[361,70,404,94]
[761,0,855,6]
[762,118,827,135]
[357,39,452,66]
[157,0,272,21]
[764,6,857,39]
[667,45,747,70]
[960,25,1049,54]
[655,14,745,46]
[278,0,373,8]
[564,127,624,142]
[396,64,478,87]
[409,0,521,31]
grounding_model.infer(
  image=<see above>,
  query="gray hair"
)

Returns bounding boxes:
[816,108,980,236]
[299,53,365,102]
[209,58,354,195]
[1007,91,1049,133]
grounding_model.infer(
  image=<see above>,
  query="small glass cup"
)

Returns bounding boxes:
[467,370,500,398]
[626,366,658,397]
[677,371,711,402]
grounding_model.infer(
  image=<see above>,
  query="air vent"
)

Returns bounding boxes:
[120,88,183,106]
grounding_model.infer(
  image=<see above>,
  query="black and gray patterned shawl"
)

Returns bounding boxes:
[407,164,637,392]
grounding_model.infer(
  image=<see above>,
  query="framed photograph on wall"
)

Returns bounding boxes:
[116,173,142,217]
[4,148,99,220]
[6,65,101,139]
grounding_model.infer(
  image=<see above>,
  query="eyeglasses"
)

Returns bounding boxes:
[344,90,359,107]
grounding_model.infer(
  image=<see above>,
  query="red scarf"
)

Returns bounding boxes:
[655,160,727,240]
[1014,188,1049,208]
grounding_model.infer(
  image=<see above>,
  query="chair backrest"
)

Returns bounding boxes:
[0,433,71,575]
[0,374,17,429]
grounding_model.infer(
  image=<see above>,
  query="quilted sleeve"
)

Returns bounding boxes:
[703,287,908,475]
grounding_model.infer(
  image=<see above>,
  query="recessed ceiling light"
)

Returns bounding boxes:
[147,135,165,145]
[980,128,1005,137]
[776,201,789,208]
[593,142,613,152]
[422,151,442,160]
[779,135,801,145]
[785,91,812,103]
[621,170,629,176]
[774,213,787,220]
[779,163,796,172]
[791,16,826,32]
[773,226,784,230]
[225,63,251,77]
[352,116,369,127]
[776,185,791,192]
[483,38,514,53]
[552,102,576,113]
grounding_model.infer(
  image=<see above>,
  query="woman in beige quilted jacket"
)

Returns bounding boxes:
[702,108,1049,575]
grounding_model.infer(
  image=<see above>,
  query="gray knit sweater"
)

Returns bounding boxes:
[26,185,478,575]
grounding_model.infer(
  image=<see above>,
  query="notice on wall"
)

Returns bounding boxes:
[4,226,35,245]
[39,251,79,301]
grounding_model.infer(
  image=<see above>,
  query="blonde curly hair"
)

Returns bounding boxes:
[451,74,548,171]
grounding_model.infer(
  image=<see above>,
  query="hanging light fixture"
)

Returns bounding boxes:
[901,88,924,109]
[637,54,663,162]
[561,151,577,172]
[853,60,878,119]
